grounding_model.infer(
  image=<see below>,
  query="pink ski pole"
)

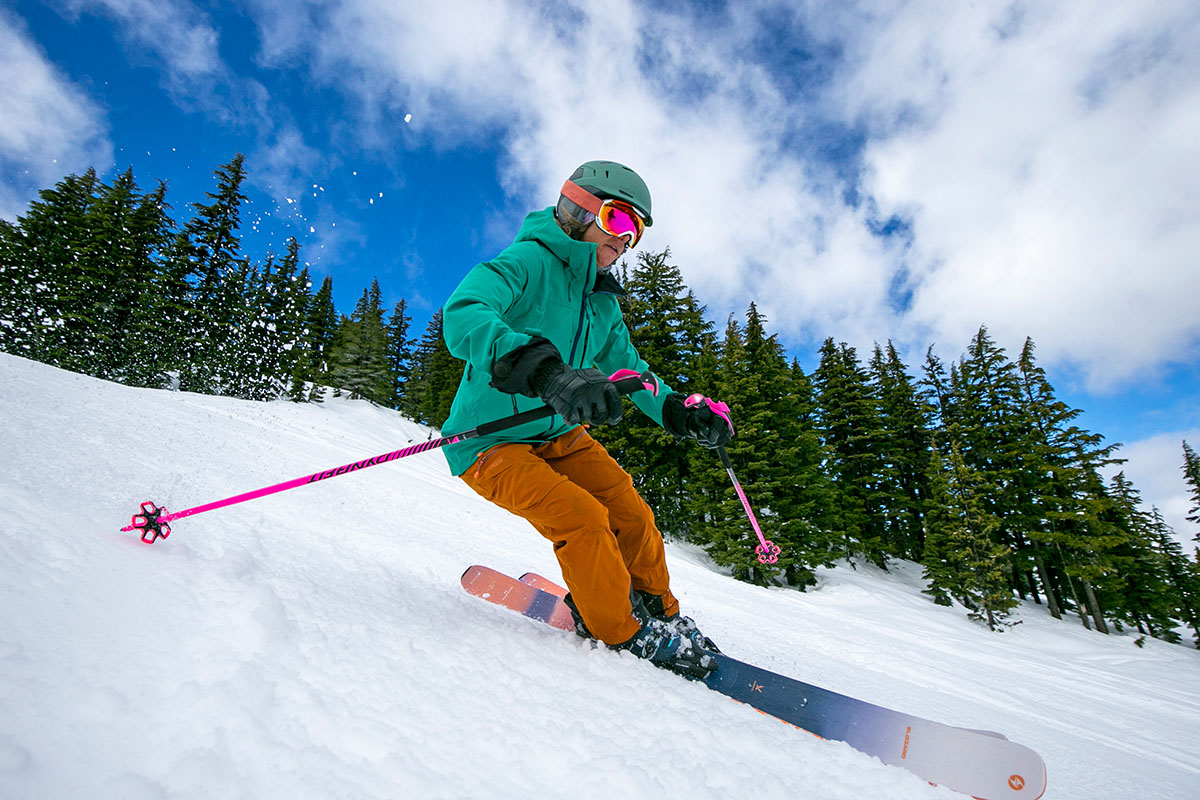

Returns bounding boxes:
[122,369,658,544]
[683,394,780,565]
[716,446,781,564]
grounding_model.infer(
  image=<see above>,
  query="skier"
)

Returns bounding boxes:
[441,160,732,678]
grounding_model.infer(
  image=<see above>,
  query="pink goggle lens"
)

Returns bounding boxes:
[598,203,643,243]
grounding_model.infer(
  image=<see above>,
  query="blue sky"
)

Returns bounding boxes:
[2,0,1197,538]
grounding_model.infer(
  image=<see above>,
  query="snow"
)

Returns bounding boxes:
[1,352,1198,800]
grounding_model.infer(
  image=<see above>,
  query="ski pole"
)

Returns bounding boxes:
[716,446,780,565]
[682,393,780,565]
[122,369,659,544]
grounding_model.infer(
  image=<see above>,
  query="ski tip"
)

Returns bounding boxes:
[460,564,492,586]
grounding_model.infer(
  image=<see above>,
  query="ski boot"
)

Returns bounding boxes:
[636,589,721,653]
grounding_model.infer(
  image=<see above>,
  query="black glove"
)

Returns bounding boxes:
[535,365,623,426]
[663,393,733,448]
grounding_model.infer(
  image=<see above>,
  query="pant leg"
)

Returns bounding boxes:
[459,438,641,644]
[534,428,680,619]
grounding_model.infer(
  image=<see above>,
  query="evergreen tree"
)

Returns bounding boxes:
[920,347,954,427]
[1104,475,1181,641]
[1017,338,1125,633]
[692,316,763,579]
[717,305,790,583]
[175,155,250,395]
[1147,505,1200,647]
[762,356,839,587]
[685,310,836,587]
[328,283,393,404]
[0,168,175,386]
[951,327,1027,518]
[220,240,310,402]
[1012,337,1077,620]
[0,170,101,366]
[869,341,935,561]
[287,266,317,403]
[1183,441,1200,540]
[113,179,176,388]
[403,309,462,426]
[222,260,267,400]
[812,338,889,567]
[923,442,1017,629]
[953,329,1063,623]
[0,216,31,356]
[302,276,338,402]
[736,305,839,586]
[386,299,416,410]
[269,239,312,398]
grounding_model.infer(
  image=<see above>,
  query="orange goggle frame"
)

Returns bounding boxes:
[560,180,647,247]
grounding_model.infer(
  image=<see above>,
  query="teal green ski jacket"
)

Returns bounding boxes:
[440,207,674,475]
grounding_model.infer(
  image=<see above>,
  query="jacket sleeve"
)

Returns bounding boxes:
[443,244,542,377]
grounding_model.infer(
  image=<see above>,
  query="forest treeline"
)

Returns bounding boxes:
[2,156,1199,644]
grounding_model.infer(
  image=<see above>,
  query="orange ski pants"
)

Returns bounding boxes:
[460,426,678,645]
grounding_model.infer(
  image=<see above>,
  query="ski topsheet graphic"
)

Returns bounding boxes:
[462,565,1046,800]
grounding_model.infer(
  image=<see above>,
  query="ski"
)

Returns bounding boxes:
[462,565,1046,800]
[516,572,1009,743]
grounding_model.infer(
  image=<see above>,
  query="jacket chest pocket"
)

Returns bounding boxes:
[526,297,576,346]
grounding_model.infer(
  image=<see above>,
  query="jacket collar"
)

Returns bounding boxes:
[593,268,628,296]
[517,207,628,296]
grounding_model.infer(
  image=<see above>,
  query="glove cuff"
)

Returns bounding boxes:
[490,337,564,397]
[661,393,691,438]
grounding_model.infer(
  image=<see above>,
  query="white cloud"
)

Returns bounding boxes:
[0,9,111,220]
[829,1,1200,390]
[57,0,221,84]
[56,0,281,133]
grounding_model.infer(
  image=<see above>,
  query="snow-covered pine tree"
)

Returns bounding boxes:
[0,170,100,368]
[301,276,338,402]
[175,155,250,396]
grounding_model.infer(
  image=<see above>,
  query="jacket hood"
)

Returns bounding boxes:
[515,207,594,269]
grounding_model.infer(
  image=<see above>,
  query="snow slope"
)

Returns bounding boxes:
[1,352,1198,800]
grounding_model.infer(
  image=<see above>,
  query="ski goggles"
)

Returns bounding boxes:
[560,179,647,247]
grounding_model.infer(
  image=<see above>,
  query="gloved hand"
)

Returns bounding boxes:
[663,393,733,448]
[535,365,623,426]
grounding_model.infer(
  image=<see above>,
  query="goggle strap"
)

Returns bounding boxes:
[560,180,604,215]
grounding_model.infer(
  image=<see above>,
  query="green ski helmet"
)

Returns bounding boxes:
[555,159,653,241]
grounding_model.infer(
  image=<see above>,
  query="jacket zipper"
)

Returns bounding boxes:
[567,293,589,366]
